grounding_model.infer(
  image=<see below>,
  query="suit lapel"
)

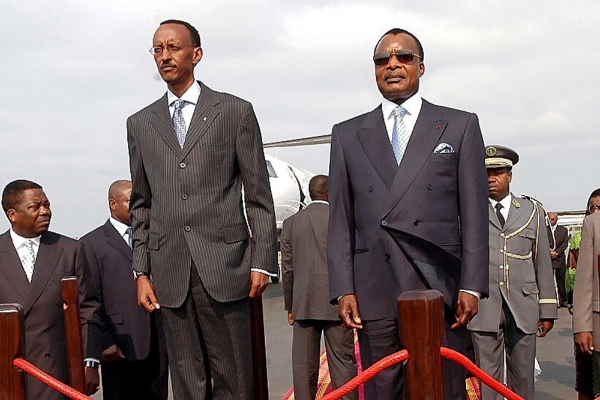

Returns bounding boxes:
[383,100,447,217]
[0,232,30,304]
[503,195,521,231]
[150,94,184,155]
[489,203,502,231]
[24,233,62,316]
[181,82,221,160]
[356,107,397,190]
[103,221,133,262]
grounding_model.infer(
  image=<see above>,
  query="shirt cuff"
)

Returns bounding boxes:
[251,268,277,277]
[459,289,481,299]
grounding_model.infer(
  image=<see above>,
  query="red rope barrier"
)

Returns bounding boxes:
[13,358,93,400]
[320,350,409,400]
[440,347,525,400]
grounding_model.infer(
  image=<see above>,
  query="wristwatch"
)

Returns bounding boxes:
[133,270,149,281]
[84,360,99,369]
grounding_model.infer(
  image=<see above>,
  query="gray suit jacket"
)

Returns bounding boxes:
[328,100,489,320]
[127,82,278,307]
[468,195,558,334]
[0,231,101,400]
[573,211,600,350]
[80,220,153,361]
[281,203,339,321]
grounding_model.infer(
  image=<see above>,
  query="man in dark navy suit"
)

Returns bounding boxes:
[81,180,168,400]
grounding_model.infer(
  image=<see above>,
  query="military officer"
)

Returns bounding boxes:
[468,145,558,400]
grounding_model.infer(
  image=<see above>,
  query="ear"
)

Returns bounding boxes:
[109,199,117,212]
[419,62,425,77]
[193,47,203,66]
[508,170,513,183]
[7,209,16,224]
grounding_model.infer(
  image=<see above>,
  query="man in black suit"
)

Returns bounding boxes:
[80,180,168,400]
[328,28,489,400]
[548,212,569,307]
[127,20,278,399]
[0,180,101,399]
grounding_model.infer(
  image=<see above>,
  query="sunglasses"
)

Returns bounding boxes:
[373,49,422,66]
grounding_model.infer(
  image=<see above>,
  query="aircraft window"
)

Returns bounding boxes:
[266,161,278,178]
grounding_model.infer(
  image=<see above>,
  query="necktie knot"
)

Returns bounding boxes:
[172,99,186,110]
[495,203,503,212]
[392,106,407,119]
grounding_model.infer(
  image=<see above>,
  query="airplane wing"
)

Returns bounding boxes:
[263,134,331,148]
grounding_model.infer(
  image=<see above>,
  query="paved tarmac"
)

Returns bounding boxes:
[93,282,578,399]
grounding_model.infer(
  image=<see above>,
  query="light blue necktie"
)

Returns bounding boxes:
[21,240,36,283]
[391,106,409,165]
[126,227,133,248]
[172,99,187,148]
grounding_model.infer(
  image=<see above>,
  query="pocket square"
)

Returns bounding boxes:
[434,143,454,154]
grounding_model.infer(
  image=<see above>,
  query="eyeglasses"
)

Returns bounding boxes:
[589,205,600,214]
[149,44,188,56]
[373,49,422,66]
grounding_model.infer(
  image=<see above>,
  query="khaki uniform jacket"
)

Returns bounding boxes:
[469,194,558,334]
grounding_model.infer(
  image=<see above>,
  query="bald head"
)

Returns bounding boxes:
[108,180,132,225]
[548,212,558,226]
[309,175,328,202]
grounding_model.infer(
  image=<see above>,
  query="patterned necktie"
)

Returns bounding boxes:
[391,106,409,165]
[21,240,36,283]
[172,99,187,148]
[126,227,133,248]
[495,203,505,228]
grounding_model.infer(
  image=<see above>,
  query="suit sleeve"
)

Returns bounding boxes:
[80,238,116,351]
[281,217,294,312]
[75,242,102,360]
[456,113,490,297]
[235,103,278,274]
[127,116,152,274]
[535,208,559,320]
[327,124,355,303]
[573,217,595,333]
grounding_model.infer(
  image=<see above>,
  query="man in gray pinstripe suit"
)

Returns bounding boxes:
[127,20,278,400]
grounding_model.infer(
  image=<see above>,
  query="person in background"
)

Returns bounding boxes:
[80,180,168,400]
[547,212,569,308]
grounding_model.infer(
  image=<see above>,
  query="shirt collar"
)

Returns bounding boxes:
[109,217,130,237]
[9,228,41,249]
[167,81,201,107]
[489,193,512,210]
[381,91,422,120]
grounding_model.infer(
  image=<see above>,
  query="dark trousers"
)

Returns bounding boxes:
[161,266,253,400]
[101,314,169,400]
[555,267,567,305]
[292,320,358,400]
[358,317,466,400]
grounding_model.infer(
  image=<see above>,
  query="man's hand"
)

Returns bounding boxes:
[249,271,269,298]
[575,331,594,354]
[85,367,100,395]
[102,344,125,362]
[137,276,160,312]
[537,320,554,337]
[452,292,479,329]
[287,312,295,326]
[550,251,558,259]
[339,295,363,329]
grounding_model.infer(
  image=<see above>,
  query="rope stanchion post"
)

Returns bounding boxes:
[397,290,445,400]
[250,294,269,400]
[61,277,86,395]
[0,303,27,400]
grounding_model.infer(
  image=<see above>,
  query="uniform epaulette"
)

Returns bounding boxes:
[521,194,549,225]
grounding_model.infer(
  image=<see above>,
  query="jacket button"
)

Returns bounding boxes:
[368,186,374,193]
[45,353,51,358]
[381,220,388,227]
[413,219,419,226]
[385,253,390,262]
[426,184,433,190]
[44,328,50,333]
[181,193,188,200]
[184,225,191,232]
[179,162,186,169]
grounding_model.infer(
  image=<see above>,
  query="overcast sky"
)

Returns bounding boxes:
[1,0,598,237]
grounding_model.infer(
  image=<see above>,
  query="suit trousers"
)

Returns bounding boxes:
[292,320,357,400]
[161,265,253,400]
[554,267,567,305]
[471,300,536,400]
[359,316,467,400]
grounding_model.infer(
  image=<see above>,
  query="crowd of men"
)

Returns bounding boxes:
[0,18,596,400]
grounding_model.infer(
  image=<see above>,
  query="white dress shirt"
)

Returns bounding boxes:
[109,217,131,245]
[381,92,423,144]
[10,228,41,279]
[167,81,201,129]
[489,194,512,222]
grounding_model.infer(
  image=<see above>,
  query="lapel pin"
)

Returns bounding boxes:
[435,123,442,129]
[512,199,521,208]
[203,117,207,121]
